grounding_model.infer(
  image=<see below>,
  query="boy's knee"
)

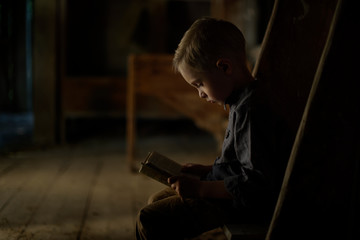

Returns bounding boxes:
[147,194,157,204]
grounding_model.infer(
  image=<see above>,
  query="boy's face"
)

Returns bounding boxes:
[178,61,234,106]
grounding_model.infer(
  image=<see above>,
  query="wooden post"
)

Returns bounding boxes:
[126,55,137,172]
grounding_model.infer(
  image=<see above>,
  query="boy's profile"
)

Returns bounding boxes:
[136,17,289,240]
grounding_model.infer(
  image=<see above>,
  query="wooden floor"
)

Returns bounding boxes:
[0,131,228,240]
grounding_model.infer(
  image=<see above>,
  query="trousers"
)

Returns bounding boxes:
[135,188,235,240]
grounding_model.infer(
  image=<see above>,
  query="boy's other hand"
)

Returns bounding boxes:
[168,175,203,199]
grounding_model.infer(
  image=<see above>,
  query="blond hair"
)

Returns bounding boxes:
[173,17,246,72]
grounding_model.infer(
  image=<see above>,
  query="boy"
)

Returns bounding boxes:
[136,17,289,240]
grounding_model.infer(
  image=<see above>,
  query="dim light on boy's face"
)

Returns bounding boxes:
[178,60,234,106]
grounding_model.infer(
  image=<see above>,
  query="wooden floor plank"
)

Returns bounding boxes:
[0,135,220,240]
[0,154,68,240]
[21,152,102,240]
[80,153,138,240]
[0,160,27,214]
[0,157,22,179]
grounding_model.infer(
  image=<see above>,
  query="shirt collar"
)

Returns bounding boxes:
[225,80,257,107]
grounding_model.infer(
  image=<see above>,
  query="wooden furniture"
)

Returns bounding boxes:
[264,0,359,239]
[126,54,228,170]
[224,0,359,239]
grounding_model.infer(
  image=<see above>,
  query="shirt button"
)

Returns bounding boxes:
[226,130,230,139]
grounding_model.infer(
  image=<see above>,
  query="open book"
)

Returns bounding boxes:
[139,151,183,186]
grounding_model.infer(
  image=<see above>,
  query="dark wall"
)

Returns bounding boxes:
[65,0,210,77]
[0,0,32,112]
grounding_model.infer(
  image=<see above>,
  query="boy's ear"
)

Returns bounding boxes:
[216,59,232,74]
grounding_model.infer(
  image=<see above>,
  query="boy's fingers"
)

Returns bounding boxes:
[171,183,178,192]
[167,176,178,184]
[167,177,179,192]
[183,163,193,167]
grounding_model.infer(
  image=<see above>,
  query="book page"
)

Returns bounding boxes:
[146,152,182,176]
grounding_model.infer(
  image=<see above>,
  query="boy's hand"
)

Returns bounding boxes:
[168,175,203,199]
[181,163,212,177]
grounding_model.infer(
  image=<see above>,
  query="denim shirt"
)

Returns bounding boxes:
[205,81,279,216]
